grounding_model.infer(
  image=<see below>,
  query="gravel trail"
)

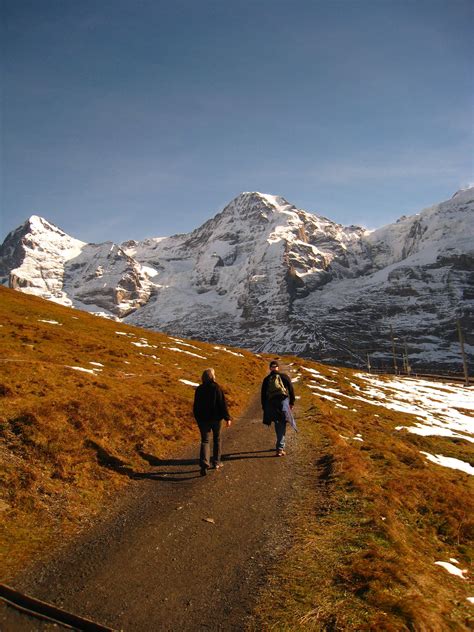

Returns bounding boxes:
[2,393,298,631]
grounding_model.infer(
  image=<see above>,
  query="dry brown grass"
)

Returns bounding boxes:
[0,286,265,578]
[251,361,473,631]
[1,287,473,630]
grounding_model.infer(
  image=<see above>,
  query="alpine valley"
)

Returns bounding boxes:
[1,189,473,372]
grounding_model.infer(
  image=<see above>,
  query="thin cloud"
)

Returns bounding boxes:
[308,150,470,185]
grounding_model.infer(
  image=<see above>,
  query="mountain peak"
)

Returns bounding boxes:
[0,215,86,279]
[451,186,474,200]
[25,215,65,236]
[237,191,292,210]
[219,192,296,223]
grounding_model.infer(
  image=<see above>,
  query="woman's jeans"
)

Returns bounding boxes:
[274,419,287,451]
[198,419,223,469]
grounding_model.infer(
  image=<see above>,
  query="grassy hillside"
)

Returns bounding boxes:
[253,363,474,630]
[0,286,265,577]
[1,286,472,630]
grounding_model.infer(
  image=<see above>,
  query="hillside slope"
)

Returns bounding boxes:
[1,286,473,630]
[0,285,264,577]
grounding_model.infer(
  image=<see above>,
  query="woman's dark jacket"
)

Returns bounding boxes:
[193,381,230,425]
[261,372,295,424]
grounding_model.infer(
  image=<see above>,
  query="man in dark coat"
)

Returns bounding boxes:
[261,360,295,456]
[193,368,231,476]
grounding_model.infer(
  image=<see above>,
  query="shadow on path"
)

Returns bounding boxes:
[133,471,202,482]
[137,451,198,467]
[223,448,276,461]
[85,442,278,484]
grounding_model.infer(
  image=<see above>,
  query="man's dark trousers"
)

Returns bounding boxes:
[198,419,223,469]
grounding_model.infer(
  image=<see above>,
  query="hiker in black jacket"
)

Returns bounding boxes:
[193,368,231,476]
[261,360,295,456]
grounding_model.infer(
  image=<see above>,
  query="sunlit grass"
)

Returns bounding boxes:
[0,286,265,577]
[251,361,473,630]
[1,286,472,630]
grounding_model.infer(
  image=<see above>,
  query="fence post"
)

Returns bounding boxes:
[390,325,398,374]
[457,319,470,386]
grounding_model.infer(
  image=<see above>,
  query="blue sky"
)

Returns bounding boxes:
[2,0,473,243]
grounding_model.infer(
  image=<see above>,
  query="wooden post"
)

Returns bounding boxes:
[367,353,371,372]
[404,339,411,375]
[457,320,470,386]
[390,325,398,374]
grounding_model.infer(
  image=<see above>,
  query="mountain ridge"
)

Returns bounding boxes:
[1,189,473,371]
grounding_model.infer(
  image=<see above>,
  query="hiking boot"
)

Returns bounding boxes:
[200,467,208,476]
[277,449,286,457]
[214,462,224,470]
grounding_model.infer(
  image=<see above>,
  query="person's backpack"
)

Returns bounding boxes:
[266,373,288,400]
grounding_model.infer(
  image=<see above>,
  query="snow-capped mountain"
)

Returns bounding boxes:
[0,216,154,317]
[1,189,473,371]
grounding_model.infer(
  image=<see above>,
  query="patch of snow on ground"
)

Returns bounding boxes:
[355,374,474,442]
[38,319,61,325]
[179,379,199,387]
[302,366,336,382]
[66,366,98,375]
[434,561,468,579]
[166,347,207,359]
[339,434,364,441]
[169,337,202,350]
[139,353,159,360]
[89,362,104,367]
[307,372,474,444]
[420,452,474,475]
[213,345,244,357]
[308,389,340,403]
[132,341,158,348]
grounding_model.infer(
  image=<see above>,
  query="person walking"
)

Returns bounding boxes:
[261,360,295,456]
[193,368,231,476]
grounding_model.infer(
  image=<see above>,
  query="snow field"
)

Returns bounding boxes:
[305,367,473,475]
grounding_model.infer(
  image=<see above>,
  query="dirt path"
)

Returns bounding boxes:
[2,394,298,631]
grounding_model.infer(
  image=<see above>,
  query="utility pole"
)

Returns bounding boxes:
[457,319,470,386]
[390,325,398,374]
[367,353,372,372]
[404,339,411,375]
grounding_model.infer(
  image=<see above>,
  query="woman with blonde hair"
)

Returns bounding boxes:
[193,368,231,476]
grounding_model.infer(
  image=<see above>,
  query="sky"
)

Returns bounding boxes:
[2,0,473,244]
